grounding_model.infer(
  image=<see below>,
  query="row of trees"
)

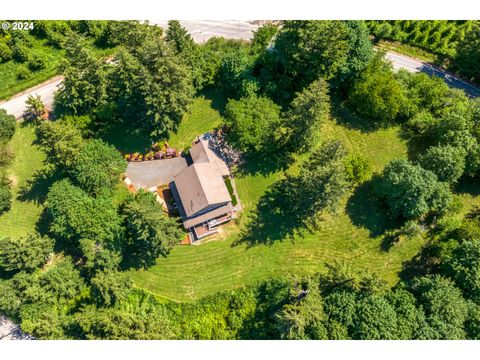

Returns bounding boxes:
[367,20,480,85]
[0,109,16,214]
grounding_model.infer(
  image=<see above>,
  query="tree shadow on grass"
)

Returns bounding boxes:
[201,86,229,116]
[17,166,62,205]
[97,121,153,154]
[346,180,398,238]
[454,176,480,197]
[331,97,381,133]
[232,179,309,248]
[234,150,294,178]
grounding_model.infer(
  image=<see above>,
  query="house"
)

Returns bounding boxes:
[170,138,238,242]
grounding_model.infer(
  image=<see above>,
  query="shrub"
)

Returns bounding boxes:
[231,194,238,206]
[344,154,373,185]
[0,174,12,214]
[28,54,47,71]
[182,145,191,156]
[0,109,16,142]
[0,40,13,63]
[17,65,32,80]
[224,177,234,195]
[12,43,29,62]
[0,144,14,167]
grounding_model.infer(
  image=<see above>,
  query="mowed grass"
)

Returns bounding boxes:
[0,124,48,238]
[129,107,430,302]
[167,96,224,151]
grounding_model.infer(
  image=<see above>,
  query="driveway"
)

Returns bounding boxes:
[126,156,189,189]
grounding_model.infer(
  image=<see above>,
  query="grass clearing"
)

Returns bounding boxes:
[0,124,48,238]
[168,96,224,151]
[129,103,431,302]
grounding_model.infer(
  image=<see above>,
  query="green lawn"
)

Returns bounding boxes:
[129,104,432,302]
[0,124,49,238]
[167,95,224,151]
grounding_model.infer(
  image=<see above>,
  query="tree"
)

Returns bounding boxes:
[251,24,278,55]
[447,238,480,303]
[0,172,12,214]
[218,50,258,99]
[273,21,350,92]
[109,39,194,139]
[274,289,327,339]
[348,54,408,126]
[419,145,466,184]
[284,78,330,153]
[454,21,480,84]
[76,304,174,340]
[323,290,357,339]
[122,190,184,268]
[23,94,47,123]
[91,270,133,306]
[0,234,54,273]
[410,275,468,339]
[386,288,425,339]
[54,34,107,116]
[0,108,16,142]
[287,141,351,226]
[375,159,452,220]
[69,139,126,196]
[224,95,281,154]
[344,154,374,185]
[165,20,195,54]
[336,20,374,88]
[39,257,86,303]
[395,71,451,117]
[351,295,398,339]
[46,179,123,252]
[36,120,84,169]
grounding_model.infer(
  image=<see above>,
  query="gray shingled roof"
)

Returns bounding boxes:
[190,139,230,176]
[173,162,231,218]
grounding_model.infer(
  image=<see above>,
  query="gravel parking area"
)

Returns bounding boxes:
[126,156,189,189]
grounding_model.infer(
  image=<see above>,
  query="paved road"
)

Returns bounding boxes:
[150,20,258,43]
[2,21,479,120]
[0,76,62,119]
[385,51,480,97]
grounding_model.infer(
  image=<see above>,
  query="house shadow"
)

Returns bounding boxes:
[346,180,397,238]
[232,179,306,248]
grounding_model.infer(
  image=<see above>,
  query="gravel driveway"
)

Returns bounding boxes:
[126,156,189,189]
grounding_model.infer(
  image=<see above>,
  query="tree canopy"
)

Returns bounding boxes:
[122,191,184,268]
[0,234,54,273]
[375,159,452,220]
[224,95,282,154]
[68,139,126,196]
